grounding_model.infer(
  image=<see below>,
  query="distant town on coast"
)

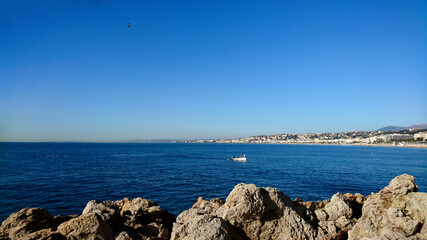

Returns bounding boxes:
[121,124,427,147]
[187,124,427,147]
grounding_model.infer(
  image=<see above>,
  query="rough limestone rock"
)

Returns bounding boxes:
[191,197,224,214]
[171,184,318,240]
[343,193,365,219]
[116,197,175,239]
[215,183,317,240]
[348,173,427,240]
[314,209,328,222]
[383,173,418,195]
[114,231,132,240]
[52,215,78,228]
[324,193,353,221]
[0,208,54,239]
[343,193,365,205]
[21,228,65,240]
[298,193,364,239]
[171,208,242,240]
[335,216,352,229]
[118,197,157,216]
[294,198,330,211]
[83,200,120,227]
[4,174,426,240]
[171,197,241,240]
[57,212,113,240]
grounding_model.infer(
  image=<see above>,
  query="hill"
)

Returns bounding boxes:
[377,124,427,131]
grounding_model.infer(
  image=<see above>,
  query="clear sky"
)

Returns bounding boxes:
[1,1,426,141]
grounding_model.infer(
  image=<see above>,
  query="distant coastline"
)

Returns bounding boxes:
[3,126,427,148]
[189,127,427,149]
[2,141,426,149]
[186,141,427,149]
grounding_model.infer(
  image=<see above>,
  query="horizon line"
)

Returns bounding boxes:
[2,126,426,143]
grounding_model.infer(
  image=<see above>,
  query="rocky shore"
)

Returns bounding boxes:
[1,174,426,240]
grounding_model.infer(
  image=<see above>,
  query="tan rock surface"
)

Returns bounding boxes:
[348,174,427,240]
[216,183,317,240]
[21,228,65,240]
[171,208,242,240]
[0,208,54,239]
[116,197,175,239]
[3,174,426,240]
[83,200,120,227]
[57,212,113,240]
[324,193,353,221]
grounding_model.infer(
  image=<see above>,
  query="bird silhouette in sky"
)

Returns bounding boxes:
[128,23,131,28]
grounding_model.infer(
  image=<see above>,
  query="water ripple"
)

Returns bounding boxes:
[0,143,426,220]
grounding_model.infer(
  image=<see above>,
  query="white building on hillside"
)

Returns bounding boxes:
[414,132,427,141]
[381,134,412,142]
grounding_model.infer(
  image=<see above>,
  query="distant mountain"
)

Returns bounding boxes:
[377,126,403,131]
[377,124,427,131]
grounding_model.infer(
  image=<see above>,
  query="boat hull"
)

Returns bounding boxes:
[232,157,246,162]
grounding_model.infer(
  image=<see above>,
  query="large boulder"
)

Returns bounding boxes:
[324,193,353,221]
[172,183,317,240]
[383,173,418,195]
[115,197,175,239]
[171,208,242,240]
[191,197,224,214]
[57,212,113,240]
[296,192,365,239]
[171,197,242,240]
[0,208,54,239]
[80,197,175,239]
[83,200,120,227]
[348,174,427,240]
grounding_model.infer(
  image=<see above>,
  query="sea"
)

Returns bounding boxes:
[0,143,426,221]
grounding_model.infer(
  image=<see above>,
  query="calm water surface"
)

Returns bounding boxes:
[0,143,426,221]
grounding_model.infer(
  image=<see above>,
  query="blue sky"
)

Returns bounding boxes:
[1,0,426,141]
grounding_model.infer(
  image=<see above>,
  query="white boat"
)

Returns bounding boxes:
[232,154,246,162]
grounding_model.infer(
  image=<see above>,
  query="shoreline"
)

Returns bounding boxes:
[1,174,426,239]
[190,141,427,149]
[2,141,427,149]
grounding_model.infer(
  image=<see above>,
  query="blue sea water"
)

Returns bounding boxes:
[0,143,426,221]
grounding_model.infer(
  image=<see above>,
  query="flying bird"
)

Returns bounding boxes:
[128,23,131,28]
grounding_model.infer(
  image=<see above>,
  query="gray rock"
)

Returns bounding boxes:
[171,208,242,240]
[318,220,337,236]
[215,183,265,224]
[383,207,420,236]
[335,215,351,229]
[324,192,353,221]
[171,183,317,240]
[314,209,328,222]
